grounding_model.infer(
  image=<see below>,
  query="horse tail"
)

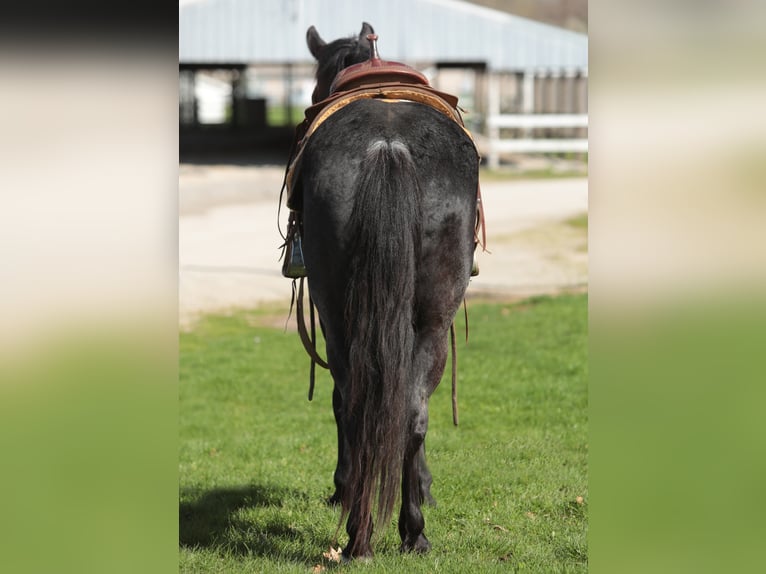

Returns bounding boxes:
[341,138,422,553]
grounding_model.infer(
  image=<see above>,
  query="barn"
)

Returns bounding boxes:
[179,0,588,163]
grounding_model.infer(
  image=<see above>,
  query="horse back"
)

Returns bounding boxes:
[301,97,478,231]
[300,98,478,334]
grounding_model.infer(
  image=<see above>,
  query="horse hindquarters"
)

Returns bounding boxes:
[397,127,479,551]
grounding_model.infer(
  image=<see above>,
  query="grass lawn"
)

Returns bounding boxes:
[267,106,305,127]
[179,294,588,572]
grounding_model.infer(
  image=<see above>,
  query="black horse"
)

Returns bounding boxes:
[291,23,479,559]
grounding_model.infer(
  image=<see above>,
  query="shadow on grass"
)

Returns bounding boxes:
[180,484,328,565]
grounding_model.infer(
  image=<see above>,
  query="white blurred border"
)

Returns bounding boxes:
[590,0,766,313]
[0,51,178,358]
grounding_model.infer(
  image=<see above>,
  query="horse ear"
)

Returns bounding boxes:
[358,22,375,54]
[307,26,326,59]
[359,22,374,40]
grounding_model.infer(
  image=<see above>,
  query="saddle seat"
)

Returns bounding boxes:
[329,57,429,94]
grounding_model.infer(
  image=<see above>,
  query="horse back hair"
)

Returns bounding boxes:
[341,138,422,554]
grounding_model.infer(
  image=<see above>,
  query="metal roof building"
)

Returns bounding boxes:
[179,0,588,72]
[179,0,588,160]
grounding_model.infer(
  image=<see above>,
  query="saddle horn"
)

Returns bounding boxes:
[366,33,380,61]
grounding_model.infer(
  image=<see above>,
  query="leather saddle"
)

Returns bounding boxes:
[330,53,429,94]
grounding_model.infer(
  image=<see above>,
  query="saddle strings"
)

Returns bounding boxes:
[450,323,459,426]
[293,280,467,427]
[308,289,318,401]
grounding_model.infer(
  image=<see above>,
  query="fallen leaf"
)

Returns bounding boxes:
[322,546,342,562]
[312,565,325,573]
[576,496,584,505]
[492,524,509,532]
[525,511,536,520]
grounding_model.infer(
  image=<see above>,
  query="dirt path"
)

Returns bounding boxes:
[179,164,587,327]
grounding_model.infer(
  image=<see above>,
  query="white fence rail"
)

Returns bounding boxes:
[485,113,588,169]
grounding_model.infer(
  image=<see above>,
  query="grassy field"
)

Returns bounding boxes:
[179,294,588,573]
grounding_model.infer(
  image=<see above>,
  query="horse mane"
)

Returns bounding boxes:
[314,37,370,101]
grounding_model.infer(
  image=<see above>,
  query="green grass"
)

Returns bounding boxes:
[267,105,304,127]
[180,294,588,572]
[565,213,588,230]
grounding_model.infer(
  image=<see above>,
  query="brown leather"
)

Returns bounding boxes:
[305,84,467,140]
[302,81,461,131]
[330,59,429,94]
[296,278,329,370]
[475,183,487,252]
[450,322,459,426]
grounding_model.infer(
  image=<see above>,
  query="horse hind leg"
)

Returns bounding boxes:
[400,315,457,551]
[343,487,375,559]
[398,400,432,553]
[417,443,436,506]
[328,383,349,506]
[315,320,350,507]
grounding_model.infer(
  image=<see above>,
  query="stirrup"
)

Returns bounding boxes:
[282,225,307,278]
[282,232,307,278]
[471,254,479,277]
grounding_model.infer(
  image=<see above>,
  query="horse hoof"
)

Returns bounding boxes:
[400,534,431,554]
[342,548,373,562]
[326,491,342,506]
[341,554,372,564]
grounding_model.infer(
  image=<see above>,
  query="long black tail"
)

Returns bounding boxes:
[341,139,422,554]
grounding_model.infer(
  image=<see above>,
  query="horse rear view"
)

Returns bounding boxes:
[285,23,480,560]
